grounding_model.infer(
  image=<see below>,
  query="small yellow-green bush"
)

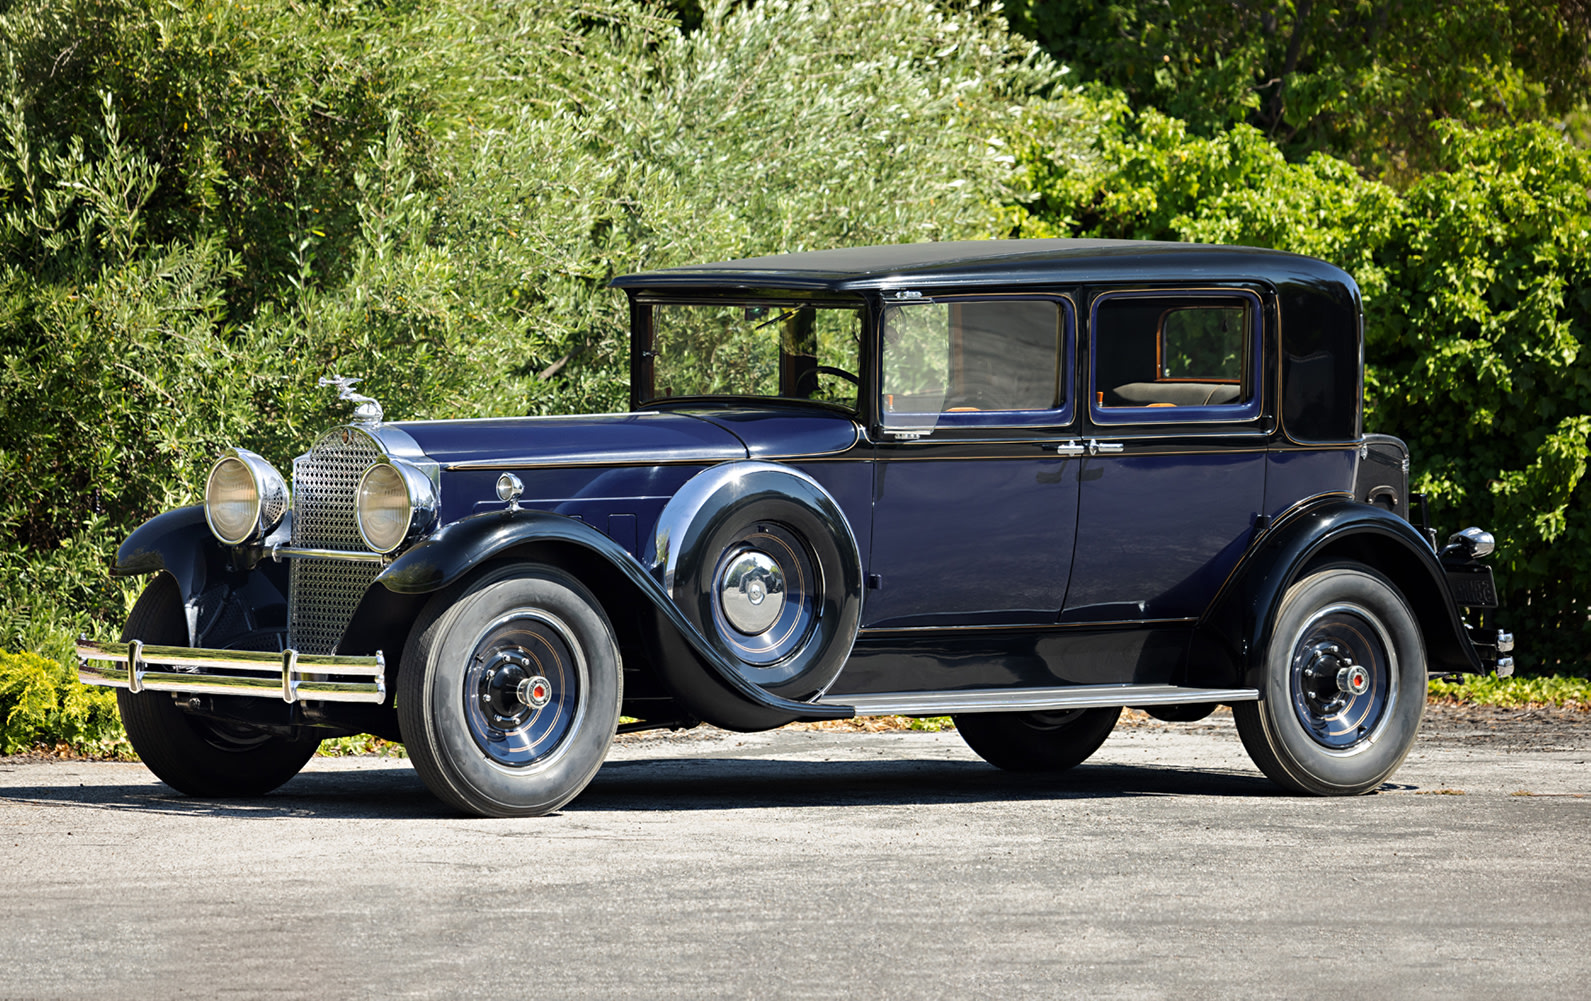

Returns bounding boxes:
[0,649,128,756]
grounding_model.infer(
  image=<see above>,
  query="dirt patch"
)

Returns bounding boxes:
[1415,701,1590,751]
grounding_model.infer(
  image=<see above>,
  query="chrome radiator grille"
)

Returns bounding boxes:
[288,429,384,655]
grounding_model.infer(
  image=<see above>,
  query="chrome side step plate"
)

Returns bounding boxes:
[819,684,1260,718]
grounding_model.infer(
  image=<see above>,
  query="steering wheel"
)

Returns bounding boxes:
[812,365,859,386]
[795,365,861,399]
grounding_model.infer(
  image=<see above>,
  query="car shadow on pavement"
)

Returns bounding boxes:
[0,760,437,819]
[0,753,1279,819]
[573,754,1278,812]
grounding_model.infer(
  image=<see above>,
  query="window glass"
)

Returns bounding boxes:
[1093,294,1257,416]
[1160,307,1244,380]
[650,303,862,409]
[882,299,1063,429]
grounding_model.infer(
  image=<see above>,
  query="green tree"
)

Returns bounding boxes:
[1009,109,1591,669]
[1,0,1091,659]
[1005,0,1591,181]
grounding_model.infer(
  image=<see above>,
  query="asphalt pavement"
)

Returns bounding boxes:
[1,714,1586,1000]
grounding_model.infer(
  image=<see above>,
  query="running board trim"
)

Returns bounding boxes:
[818,684,1260,718]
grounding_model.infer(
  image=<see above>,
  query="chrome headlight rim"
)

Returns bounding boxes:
[356,457,437,554]
[204,448,289,546]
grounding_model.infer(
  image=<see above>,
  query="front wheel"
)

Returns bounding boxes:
[1234,566,1427,795]
[953,707,1121,772]
[398,563,621,817]
[117,574,321,797]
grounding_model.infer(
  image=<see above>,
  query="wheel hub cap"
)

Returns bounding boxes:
[516,675,552,709]
[462,612,582,768]
[718,548,786,635]
[1338,663,1370,696]
[1288,605,1396,751]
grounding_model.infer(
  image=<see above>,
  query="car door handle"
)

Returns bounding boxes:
[1053,441,1087,455]
[1089,440,1124,454]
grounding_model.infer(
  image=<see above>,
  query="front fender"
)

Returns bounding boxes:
[114,505,214,597]
[112,505,228,645]
[367,509,851,726]
[1192,498,1484,691]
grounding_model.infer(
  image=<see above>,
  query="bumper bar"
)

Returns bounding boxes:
[77,639,386,705]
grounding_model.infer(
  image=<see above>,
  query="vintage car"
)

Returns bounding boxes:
[78,239,1512,816]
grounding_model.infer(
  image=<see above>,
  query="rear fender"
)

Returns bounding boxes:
[1192,498,1483,692]
[356,509,851,729]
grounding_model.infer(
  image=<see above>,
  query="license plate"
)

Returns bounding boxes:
[1445,566,1498,609]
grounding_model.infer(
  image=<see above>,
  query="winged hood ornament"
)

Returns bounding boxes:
[318,374,384,424]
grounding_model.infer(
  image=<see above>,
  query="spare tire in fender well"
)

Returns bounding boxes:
[363,507,854,731]
[646,461,865,701]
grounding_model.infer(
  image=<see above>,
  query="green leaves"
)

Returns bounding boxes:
[0,0,1086,666]
[0,650,127,756]
[1004,0,1591,183]
[1014,112,1591,670]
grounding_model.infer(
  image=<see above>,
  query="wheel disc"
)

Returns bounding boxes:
[1286,602,1396,752]
[707,522,819,669]
[462,610,587,768]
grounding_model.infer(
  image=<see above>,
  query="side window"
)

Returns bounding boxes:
[1092,292,1261,422]
[881,298,1069,430]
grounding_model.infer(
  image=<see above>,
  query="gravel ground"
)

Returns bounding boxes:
[1,698,1586,1000]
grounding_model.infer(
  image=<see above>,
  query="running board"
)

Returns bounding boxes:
[817,684,1260,718]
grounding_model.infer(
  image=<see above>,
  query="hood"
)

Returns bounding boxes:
[667,405,862,459]
[391,411,747,468]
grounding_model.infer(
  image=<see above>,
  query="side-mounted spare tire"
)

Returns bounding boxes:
[649,461,864,701]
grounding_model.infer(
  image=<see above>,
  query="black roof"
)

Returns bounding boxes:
[610,239,1353,294]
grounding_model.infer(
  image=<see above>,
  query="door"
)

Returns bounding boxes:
[866,294,1081,629]
[1063,289,1270,623]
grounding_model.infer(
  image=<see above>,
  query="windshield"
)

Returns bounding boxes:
[647,302,863,411]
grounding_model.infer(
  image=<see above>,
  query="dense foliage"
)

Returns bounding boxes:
[0,650,126,755]
[0,0,1083,659]
[1009,108,1591,669]
[1005,0,1591,181]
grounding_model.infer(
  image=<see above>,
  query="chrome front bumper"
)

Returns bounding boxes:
[77,640,386,704]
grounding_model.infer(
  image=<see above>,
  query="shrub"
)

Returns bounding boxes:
[0,649,128,755]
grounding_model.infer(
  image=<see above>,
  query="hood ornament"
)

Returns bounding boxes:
[318,375,384,424]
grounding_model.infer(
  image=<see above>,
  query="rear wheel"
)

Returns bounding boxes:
[1234,566,1426,795]
[398,563,621,817]
[117,575,321,797]
[953,707,1122,772]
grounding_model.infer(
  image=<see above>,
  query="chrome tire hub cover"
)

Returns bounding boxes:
[718,548,787,635]
[1288,603,1396,751]
[706,522,819,668]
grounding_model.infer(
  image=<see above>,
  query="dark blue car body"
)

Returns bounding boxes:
[81,239,1509,816]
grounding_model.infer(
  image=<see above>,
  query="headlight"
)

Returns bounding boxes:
[356,459,437,553]
[204,449,289,545]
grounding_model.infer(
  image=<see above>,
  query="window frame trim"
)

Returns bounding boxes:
[876,291,1077,433]
[1088,288,1265,428]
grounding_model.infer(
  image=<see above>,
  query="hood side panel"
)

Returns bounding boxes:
[671,407,862,459]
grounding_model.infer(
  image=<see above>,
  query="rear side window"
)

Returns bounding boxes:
[1091,291,1261,423]
[881,297,1071,431]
